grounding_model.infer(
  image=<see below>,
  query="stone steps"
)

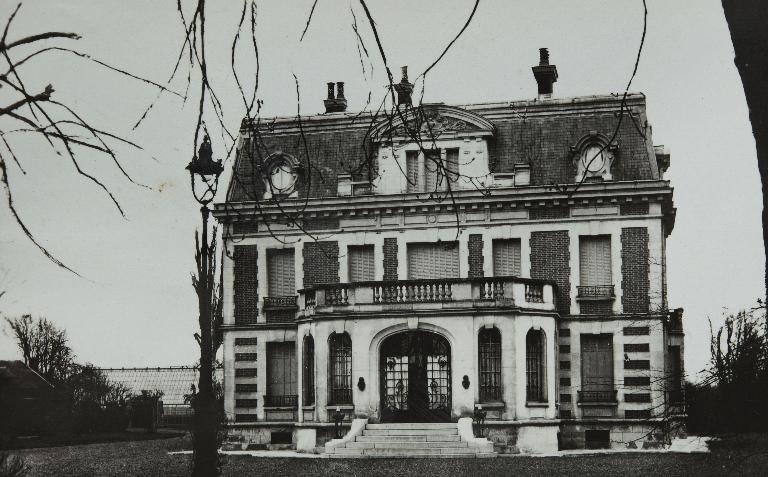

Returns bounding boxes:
[326,422,496,458]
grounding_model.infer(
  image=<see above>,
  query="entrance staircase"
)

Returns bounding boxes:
[325,422,496,458]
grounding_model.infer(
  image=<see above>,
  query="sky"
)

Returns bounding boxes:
[0,0,763,380]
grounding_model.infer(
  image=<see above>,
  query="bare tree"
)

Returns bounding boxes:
[4,314,73,384]
[721,1,768,313]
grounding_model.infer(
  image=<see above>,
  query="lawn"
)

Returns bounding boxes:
[11,435,768,477]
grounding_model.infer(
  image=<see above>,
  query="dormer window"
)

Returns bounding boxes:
[571,132,618,183]
[405,148,459,193]
[263,152,301,199]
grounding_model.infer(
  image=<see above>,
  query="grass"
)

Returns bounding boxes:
[10,434,768,477]
[3,430,184,450]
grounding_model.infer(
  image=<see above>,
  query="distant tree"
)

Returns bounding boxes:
[4,315,73,384]
[65,364,133,434]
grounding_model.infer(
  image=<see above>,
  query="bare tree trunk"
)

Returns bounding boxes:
[193,206,219,477]
[722,0,768,322]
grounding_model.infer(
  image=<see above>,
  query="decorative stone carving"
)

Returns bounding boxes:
[570,131,619,182]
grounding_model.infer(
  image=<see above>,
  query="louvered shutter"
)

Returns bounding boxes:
[493,239,521,276]
[407,242,459,279]
[266,342,297,397]
[424,151,440,192]
[267,249,295,296]
[348,245,375,282]
[579,236,612,286]
[580,334,613,391]
[406,151,420,192]
[445,148,459,185]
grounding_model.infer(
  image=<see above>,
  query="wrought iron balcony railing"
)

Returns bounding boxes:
[577,390,618,403]
[263,394,298,408]
[263,295,298,309]
[576,285,615,300]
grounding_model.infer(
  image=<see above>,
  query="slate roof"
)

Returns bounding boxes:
[226,93,659,203]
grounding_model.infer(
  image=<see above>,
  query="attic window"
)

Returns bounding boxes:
[263,152,300,198]
[571,132,618,183]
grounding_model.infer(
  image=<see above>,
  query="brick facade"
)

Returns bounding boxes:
[579,301,612,315]
[621,227,650,313]
[530,231,571,312]
[620,203,649,216]
[233,245,258,324]
[304,217,340,231]
[468,234,484,278]
[303,241,340,287]
[383,238,398,281]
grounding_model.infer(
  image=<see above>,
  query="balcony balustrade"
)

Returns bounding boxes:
[297,276,556,318]
[263,295,298,309]
[576,285,615,300]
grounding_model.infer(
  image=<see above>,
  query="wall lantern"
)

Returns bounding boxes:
[357,377,366,391]
[462,375,470,389]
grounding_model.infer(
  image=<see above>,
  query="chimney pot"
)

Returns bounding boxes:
[532,48,558,99]
[327,82,335,100]
[336,82,345,100]
[394,65,414,106]
[324,81,347,113]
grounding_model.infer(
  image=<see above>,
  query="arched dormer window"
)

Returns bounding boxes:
[478,327,502,402]
[328,332,352,405]
[570,132,619,183]
[526,328,547,402]
[371,105,496,195]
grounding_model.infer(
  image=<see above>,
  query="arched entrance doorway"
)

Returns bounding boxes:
[380,330,451,422]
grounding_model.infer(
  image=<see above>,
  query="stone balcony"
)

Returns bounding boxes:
[297,276,556,319]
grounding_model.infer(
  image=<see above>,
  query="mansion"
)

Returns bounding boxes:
[213,51,685,455]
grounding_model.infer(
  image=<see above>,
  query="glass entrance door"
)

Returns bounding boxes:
[380,331,451,422]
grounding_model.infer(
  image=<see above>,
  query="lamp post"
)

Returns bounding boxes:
[186,135,224,477]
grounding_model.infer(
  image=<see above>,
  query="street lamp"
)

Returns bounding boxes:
[186,134,224,477]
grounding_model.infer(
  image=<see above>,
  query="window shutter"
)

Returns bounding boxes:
[267,249,295,296]
[407,242,459,279]
[493,239,521,276]
[579,236,612,286]
[406,151,419,193]
[348,245,375,282]
[580,334,613,391]
[266,342,297,397]
[445,148,459,184]
[424,151,440,192]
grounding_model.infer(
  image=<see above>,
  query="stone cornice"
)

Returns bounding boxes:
[213,180,674,222]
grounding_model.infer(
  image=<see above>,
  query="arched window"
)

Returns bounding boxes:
[302,335,315,406]
[328,332,352,405]
[478,327,502,402]
[526,329,547,402]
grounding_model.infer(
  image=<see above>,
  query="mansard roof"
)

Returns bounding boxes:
[226,93,660,203]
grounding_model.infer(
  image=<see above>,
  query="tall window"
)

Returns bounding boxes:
[493,238,521,276]
[302,335,315,406]
[348,245,375,282]
[328,333,352,405]
[580,334,614,402]
[266,341,297,407]
[267,248,295,296]
[526,329,547,402]
[579,236,612,287]
[478,327,502,402]
[407,242,459,279]
[405,148,459,193]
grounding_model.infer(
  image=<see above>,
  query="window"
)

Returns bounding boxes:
[348,245,375,282]
[328,333,352,405]
[492,239,521,276]
[579,236,612,286]
[302,336,315,406]
[407,242,459,279]
[478,327,502,402]
[405,148,459,193]
[526,329,547,402]
[267,249,295,297]
[578,235,613,299]
[667,345,683,403]
[580,334,615,403]
[265,342,297,407]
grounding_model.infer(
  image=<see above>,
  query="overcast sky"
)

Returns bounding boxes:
[0,0,763,379]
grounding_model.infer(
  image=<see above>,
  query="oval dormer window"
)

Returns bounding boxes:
[581,145,606,173]
[269,161,295,193]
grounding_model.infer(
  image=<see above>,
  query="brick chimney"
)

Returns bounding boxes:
[324,81,347,113]
[393,66,414,106]
[532,48,558,100]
